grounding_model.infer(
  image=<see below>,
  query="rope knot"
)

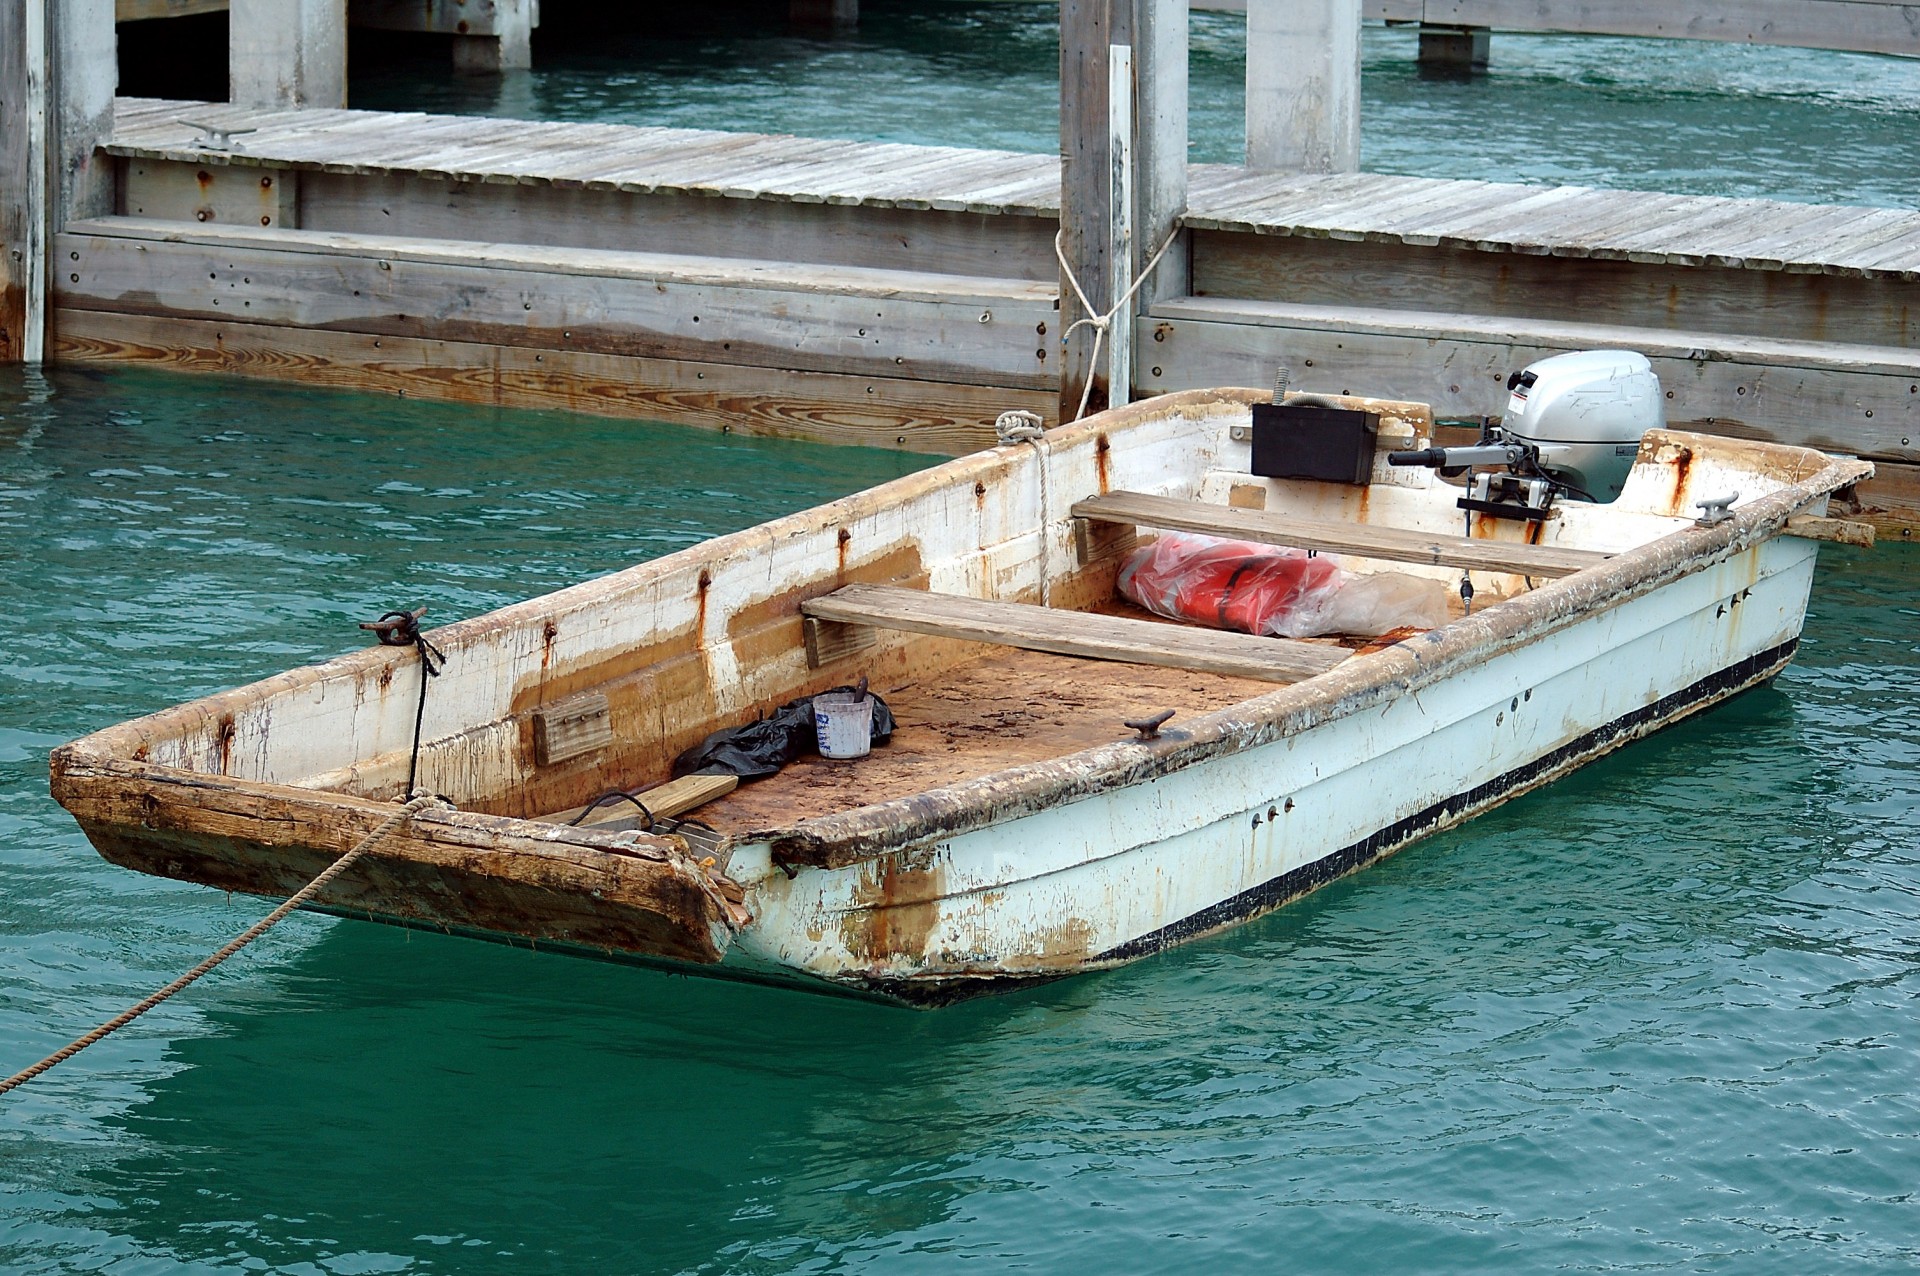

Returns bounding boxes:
[995,410,1046,445]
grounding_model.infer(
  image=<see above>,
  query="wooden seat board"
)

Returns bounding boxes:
[801,584,1348,684]
[1074,491,1612,578]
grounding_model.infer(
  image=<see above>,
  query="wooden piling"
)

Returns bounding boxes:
[0,0,41,363]
[229,0,347,108]
[1107,41,1133,409]
[1135,0,1189,310]
[1245,0,1360,172]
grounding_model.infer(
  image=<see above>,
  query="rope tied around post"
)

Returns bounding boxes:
[0,792,449,1098]
[1053,223,1183,425]
[360,607,446,798]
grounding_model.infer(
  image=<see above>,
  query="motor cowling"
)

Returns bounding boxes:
[1501,349,1664,502]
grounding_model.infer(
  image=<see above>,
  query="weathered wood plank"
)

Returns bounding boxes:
[532,693,613,767]
[1074,491,1611,576]
[292,169,1059,280]
[51,307,1053,453]
[58,219,1058,388]
[1782,514,1875,548]
[0,0,33,363]
[537,773,739,829]
[53,754,740,962]
[802,583,1349,683]
[1413,0,1920,57]
[1186,230,1920,350]
[1137,299,1920,463]
[1833,459,1920,539]
[116,0,227,20]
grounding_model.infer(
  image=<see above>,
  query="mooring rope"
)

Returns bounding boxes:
[996,409,1055,607]
[1052,224,1183,425]
[0,792,447,1098]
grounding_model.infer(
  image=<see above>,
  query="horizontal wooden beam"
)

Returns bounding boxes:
[1074,490,1610,577]
[1783,514,1875,548]
[348,0,524,37]
[115,0,226,20]
[1385,0,1920,57]
[801,583,1349,683]
[1139,299,1920,466]
[57,218,1057,390]
[51,308,1052,453]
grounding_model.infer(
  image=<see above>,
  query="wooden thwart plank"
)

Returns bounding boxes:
[800,584,1347,684]
[537,773,740,830]
[1073,491,1611,578]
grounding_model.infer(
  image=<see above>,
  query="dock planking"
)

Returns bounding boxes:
[57,99,1920,516]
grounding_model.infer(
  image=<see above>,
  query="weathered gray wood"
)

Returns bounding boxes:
[1075,491,1611,576]
[54,0,115,225]
[532,692,612,767]
[1782,514,1874,548]
[537,772,740,831]
[231,0,347,108]
[52,306,1055,454]
[1186,229,1920,350]
[803,615,878,669]
[802,583,1349,683]
[311,171,1056,279]
[1136,300,1920,463]
[1108,41,1134,409]
[1135,0,1189,309]
[1059,0,1129,419]
[121,161,298,227]
[0,0,35,362]
[58,218,1057,388]
[1245,0,1360,172]
[1413,0,1920,57]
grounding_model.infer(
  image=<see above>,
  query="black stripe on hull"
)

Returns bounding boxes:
[861,636,1800,1006]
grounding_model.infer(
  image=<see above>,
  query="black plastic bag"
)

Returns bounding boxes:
[671,686,894,781]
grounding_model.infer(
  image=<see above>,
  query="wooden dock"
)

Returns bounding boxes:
[34,96,1916,530]
[6,0,1917,538]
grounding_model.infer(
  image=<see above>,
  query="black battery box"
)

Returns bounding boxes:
[1249,402,1379,485]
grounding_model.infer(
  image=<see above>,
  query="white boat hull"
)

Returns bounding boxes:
[723,537,1814,1002]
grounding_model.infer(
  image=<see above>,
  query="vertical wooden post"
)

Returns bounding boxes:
[0,0,41,363]
[52,0,115,223]
[7,0,114,364]
[452,0,535,74]
[1106,41,1133,409]
[1134,0,1187,310]
[231,0,347,108]
[1245,0,1360,172]
[1059,0,1129,421]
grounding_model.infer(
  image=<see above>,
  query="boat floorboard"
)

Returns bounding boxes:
[692,644,1282,837]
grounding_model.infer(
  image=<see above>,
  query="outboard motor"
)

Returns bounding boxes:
[1389,349,1663,521]
[1502,349,1663,502]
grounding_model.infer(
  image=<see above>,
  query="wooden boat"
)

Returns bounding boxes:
[50,388,1873,1004]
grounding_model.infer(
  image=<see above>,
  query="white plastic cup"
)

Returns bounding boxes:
[813,691,875,760]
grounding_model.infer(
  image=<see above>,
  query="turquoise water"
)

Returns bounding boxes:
[3,367,1920,1271]
[350,2,1920,207]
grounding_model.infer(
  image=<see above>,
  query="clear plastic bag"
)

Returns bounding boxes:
[1115,532,1448,639]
